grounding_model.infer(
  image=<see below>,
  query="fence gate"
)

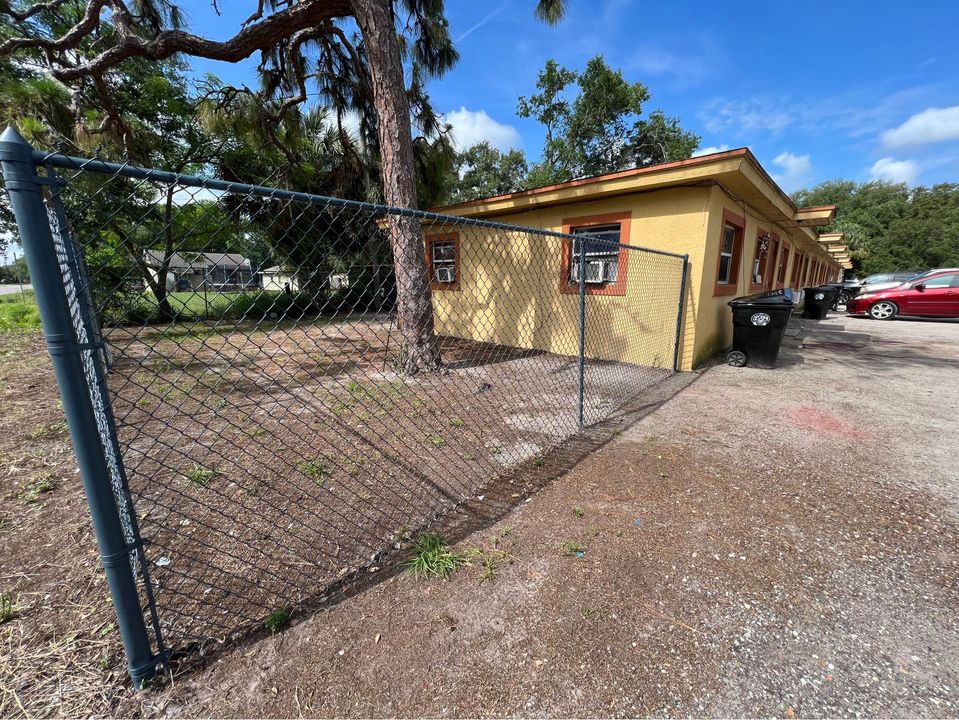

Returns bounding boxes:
[1,126,687,684]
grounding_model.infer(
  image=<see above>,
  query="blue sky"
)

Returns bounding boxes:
[184,0,959,194]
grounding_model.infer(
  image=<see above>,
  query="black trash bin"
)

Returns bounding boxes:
[802,285,838,319]
[727,289,797,368]
[822,282,845,310]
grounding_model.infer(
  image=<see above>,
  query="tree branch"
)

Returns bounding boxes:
[4,0,73,22]
[0,0,354,81]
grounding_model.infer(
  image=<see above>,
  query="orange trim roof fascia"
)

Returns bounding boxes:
[433,148,753,213]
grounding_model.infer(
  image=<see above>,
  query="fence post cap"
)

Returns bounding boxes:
[1,125,31,145]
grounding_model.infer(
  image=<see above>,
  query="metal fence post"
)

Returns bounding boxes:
[577,239,586,428]
[673,254,690,372]
[0,127,158,687]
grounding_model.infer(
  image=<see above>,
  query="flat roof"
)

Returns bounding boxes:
[432,147,835,234]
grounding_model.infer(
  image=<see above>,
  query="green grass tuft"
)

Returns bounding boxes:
[20,477,55,503]
[572,506,585,517]
[560,540,586,557]
[185,465,216,487]
[406,533,464,580]
[0,591,14,624]
[264,607,290,634]
[298,460,331,484]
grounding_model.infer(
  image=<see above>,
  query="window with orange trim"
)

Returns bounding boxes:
[426,234,460,291]
[714,209,745,296]
[559,212,630,296]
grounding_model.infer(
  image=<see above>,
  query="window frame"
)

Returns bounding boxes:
[921,272,959,289]
[559,211,631,297]
[776,242,791,288]
[426,233,461,291]
[714,208,746,296]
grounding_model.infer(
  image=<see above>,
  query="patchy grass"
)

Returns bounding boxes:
[560,540,586,557]
[406,534,465,580]
[0,592,14,624]
[572,506,585,518]
[19,477,55,503]
[298,460,331,484]
[30,421,67,440]
[264,608,291,634]
[184,465,216,488]
[449,416,465,428]
[533,456,545,467]
[479,553,499,584]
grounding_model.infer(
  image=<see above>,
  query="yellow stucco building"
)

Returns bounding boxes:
[426,148,848,371]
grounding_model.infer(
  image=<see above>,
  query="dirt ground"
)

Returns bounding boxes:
[3,315,959,717]
[106,319,670,656]
[113,314,957,718]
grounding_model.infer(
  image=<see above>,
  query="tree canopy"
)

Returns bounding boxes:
[446,142,528,204]
[518,56,699,186]
[444,55,700,204]
[793,180,959,275]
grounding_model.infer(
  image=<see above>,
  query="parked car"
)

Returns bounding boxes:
[845,269,959,319]
[839,271,922,305]
[834,277,862,306]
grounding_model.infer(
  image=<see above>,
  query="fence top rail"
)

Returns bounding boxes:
[31,148,689,261]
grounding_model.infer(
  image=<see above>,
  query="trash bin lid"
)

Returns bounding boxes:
[728,289,797,308]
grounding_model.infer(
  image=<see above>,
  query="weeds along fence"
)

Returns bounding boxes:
[0,127,687,685]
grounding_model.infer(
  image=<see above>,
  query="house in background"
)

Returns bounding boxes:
[260,265,299,292]
[428,148,847,371]
[143,251,255,292]
[260,267,351,293]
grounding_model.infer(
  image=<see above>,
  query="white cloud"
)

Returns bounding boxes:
[630,47,710,87]
[881,106,959,147]
[869,157,919,185]
[770,151,812,192]
[699,96,795,136]
[699,85,940,141]
[691,144,730,157]
[445,107,521,152]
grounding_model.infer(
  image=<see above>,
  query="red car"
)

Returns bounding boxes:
[845,268,959,320]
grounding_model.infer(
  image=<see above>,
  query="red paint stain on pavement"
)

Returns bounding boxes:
[787,407,875,441]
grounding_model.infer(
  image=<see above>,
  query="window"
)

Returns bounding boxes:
[922,272,959,288]
[776,244,790,286]
[718,226,736,284]
[714,209,745,296]
[427,234,460,290]
[559,212,630,296]
[570,225,620,285]
[791,252,803,286]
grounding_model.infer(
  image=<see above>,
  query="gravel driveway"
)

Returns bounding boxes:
[135,314,959,718]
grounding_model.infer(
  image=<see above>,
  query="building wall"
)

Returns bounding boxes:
[690,186,840,364]
[429,188,712,371]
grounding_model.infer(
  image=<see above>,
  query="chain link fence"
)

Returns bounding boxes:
[2,130,687,683]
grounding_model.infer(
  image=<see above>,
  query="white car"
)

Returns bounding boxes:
[857,271,922,294]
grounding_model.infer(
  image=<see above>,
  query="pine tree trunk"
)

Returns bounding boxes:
[352,0,442,373]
